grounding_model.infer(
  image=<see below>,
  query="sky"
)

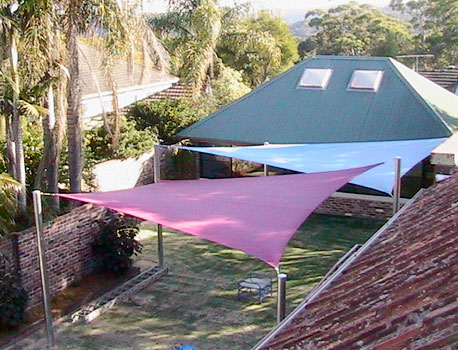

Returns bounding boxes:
[145,0,394,23]
[219,0,393,23]
[220,0,392,10]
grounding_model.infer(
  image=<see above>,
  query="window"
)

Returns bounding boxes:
[348,70,384,92]
[298,68,333,89]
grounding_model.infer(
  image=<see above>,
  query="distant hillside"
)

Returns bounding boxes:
[289,6,408,40]
[289,19,316,39]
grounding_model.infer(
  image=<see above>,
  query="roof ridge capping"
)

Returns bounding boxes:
[389,58,458,132]
[313,55,390,61]
[252,188,426,350]
[253,171,458,349]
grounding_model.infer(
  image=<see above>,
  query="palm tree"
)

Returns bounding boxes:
[0,1,25,211]
[2,0,168,202]
[88,1,170,152]
[0,172,19,236]
[58,0,125,193]
[151,1,263,95]
[0,0,56,212]
[151,0,225,95]
[61,0,169,191]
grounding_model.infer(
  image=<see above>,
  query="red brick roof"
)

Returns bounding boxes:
[257,172,458,350]
[146,82,195,101]
[419,69,458,93]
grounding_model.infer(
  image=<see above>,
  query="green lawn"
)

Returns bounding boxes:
[9,214,384,350]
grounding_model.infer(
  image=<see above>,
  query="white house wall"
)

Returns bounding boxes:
[92,150,155,191]
[432,132,458,166]
[81,78,178,127]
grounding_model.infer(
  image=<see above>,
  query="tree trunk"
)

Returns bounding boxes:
[0,116,5,141]
[5,114,16,179]
[66,20,83,193]
[35,26,67,210]
[108,74,121,151]
[9,32,26,212]
[35,86,65,210]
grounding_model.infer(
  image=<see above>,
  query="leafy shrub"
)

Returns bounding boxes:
[0,255,28,329]
[128,99,206,145]
[212,64,251,107]
[83,118,157,188]
[84,118,157,163]
[0,122,45,190]
[92,214,143,274]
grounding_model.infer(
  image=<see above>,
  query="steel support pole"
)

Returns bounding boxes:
[32,190,55,348]
[156,223,163,268]
[263,141,269,176]
[277,273,287,324]
[393,157,402,215]
[154,144,164,268]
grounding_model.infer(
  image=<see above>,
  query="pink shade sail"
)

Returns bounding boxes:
[58,164,378,267]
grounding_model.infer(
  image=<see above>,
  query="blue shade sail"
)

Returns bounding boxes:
[178,138,447,194]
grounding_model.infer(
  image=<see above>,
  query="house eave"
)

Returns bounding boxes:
[82,77,179,100]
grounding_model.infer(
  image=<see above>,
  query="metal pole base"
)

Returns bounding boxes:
[277,273,287,324]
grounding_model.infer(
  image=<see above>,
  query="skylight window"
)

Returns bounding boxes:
[298,68,333,89]
[348,70,384,92]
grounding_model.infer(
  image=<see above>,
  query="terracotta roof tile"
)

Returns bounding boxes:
[419,69,458,93]
[258,172,458,350]
[146,82,195,101]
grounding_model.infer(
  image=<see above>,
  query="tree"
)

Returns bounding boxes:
[97,3,170,152]
[390,0,458,66]
[62,0,170,192]
[0,0,54,211]
[128,99,204,145]
[212,63,251,107]
[1,0,168,207]
[218,10,298,87]
[245,11,299,74]
[152,3,297,90]
[0,1,26,212]
[62,0,128,194]
[299,2,414,58]
[0,172,19,236]
[150,0,224,95]
[27,3,67,211]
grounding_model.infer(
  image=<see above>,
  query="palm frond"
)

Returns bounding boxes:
[0,173,19,236]
[149,11,193,37]
[17,100,47,118]
[142,24,171,72]
[0,173,20,191]
[0,69,18,95]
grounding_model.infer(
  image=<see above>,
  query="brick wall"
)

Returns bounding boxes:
[315,192,407,220]
[0,158,403,308]
[0,204,107,308]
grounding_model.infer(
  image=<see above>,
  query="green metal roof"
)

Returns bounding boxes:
[178,56,458,144]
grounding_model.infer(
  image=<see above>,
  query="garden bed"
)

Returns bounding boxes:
[0,267,140,347]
